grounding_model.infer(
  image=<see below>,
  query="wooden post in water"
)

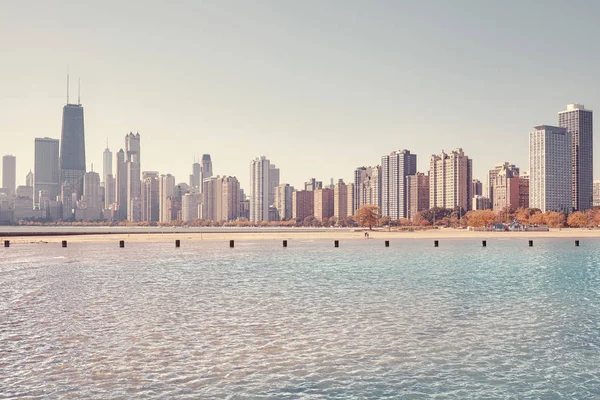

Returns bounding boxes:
[120,240,125,248]
[230,240,234,248]
[4,240,9,248]
[334,240,339,248]
[482,240,486,247]
[529,240,533,247]
[175,239,181,248]
[434,240,439,247]
[385,240,390,247]
[283,240,287,248]
[62,240,67,248]
[575,240,580,247]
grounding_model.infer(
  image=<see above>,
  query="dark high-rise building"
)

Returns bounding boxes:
[34,138,60,208]
[202,154,212,181]
[558,104,593,211]
[60,97,86,200]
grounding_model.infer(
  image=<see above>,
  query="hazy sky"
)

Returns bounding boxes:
[2,1,599,191]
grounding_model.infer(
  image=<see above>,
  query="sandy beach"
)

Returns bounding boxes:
[2,227,600,244]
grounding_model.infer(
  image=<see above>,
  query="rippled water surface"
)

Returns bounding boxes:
[2,238,600,399]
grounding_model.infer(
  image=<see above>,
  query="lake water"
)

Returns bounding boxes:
[1,238,600,399]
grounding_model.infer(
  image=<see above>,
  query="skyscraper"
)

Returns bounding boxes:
[406,173,430,221]
[558,104,593,211]
[304,178,322,191]
[333,179,348,220]
[190,161,201,193]
[115,149,127,221]
[492,163,520,212]
[103,146,112,184]
[268,164,280,206]
[250,156,271,222]
[292,190,314,221]
[26,170,34,188]
[275,183,294,221]
[529,125,572,213]
[488,163,519,202]
[201,176,240,221]
[125,132,141,221]
[82,171,101,210]
[429,149,473,212]
[141,171,160,223]
[381,150,417,219]
[202,154,213,181]
[34,138,60,208]
[159,174,175,223]
[314,188,334,221]
[103,146,115,206]
[182,193,201,222]
[2,155,16,196]
[60,89,86,199]
[593,180,600,207]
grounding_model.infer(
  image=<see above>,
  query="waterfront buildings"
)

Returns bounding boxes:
[381,150,417,219]
[2,155,16,196]
[141,171,160,223]
[125,132,141,221]
[201,154,213,182]
[519,172,529,209]
[334,179,348,220]
[472,195,491,211]
[103,146,114,206]
[472,179,483,197]
[159,174,175,223]
[305,178,322,192]
[353,167,370,215]
[594,180,600,207]
[182,193,201,222]
[430,149,473,212]
[346,183,355,217]
[34,138,60,208]
[26,171,34,188]
[558,104,593,211]
[249,156,271,222]
[82,171,101,211]
[115,149,127,221]
[292,190,314,221]
[190,161,201,193]
[60,100,86,200]
[314,188,334,220]
[275,183,294,221]
[487,163,519,204]
[268,164,280,207]
[406,172,430,221]
[492,163,520,212]
[202,176,240,221]
[529,125,572,213]
[361,166,381,209]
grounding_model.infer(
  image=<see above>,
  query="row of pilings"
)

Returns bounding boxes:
[2,239,582,248]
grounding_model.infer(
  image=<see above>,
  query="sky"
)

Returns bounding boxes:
[1,0,600,192]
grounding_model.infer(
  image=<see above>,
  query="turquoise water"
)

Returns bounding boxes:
[1,238,600,398]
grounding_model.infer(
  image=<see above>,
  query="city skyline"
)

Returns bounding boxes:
[2,2,600,191]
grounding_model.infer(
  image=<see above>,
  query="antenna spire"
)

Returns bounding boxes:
[77,78,81,105]
[66,65,70,104]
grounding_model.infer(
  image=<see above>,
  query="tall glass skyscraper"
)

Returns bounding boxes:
[60,102,86,199]
[558,104,593,211]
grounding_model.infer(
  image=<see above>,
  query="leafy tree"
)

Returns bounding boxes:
[544,211,566,228]
[567,211,589,227]
[465,210,496,227]
[355,205,380,230]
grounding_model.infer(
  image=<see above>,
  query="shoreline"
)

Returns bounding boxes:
[2,227,600,244]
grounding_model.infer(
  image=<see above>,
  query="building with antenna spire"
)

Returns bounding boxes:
[60,72,86,201]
